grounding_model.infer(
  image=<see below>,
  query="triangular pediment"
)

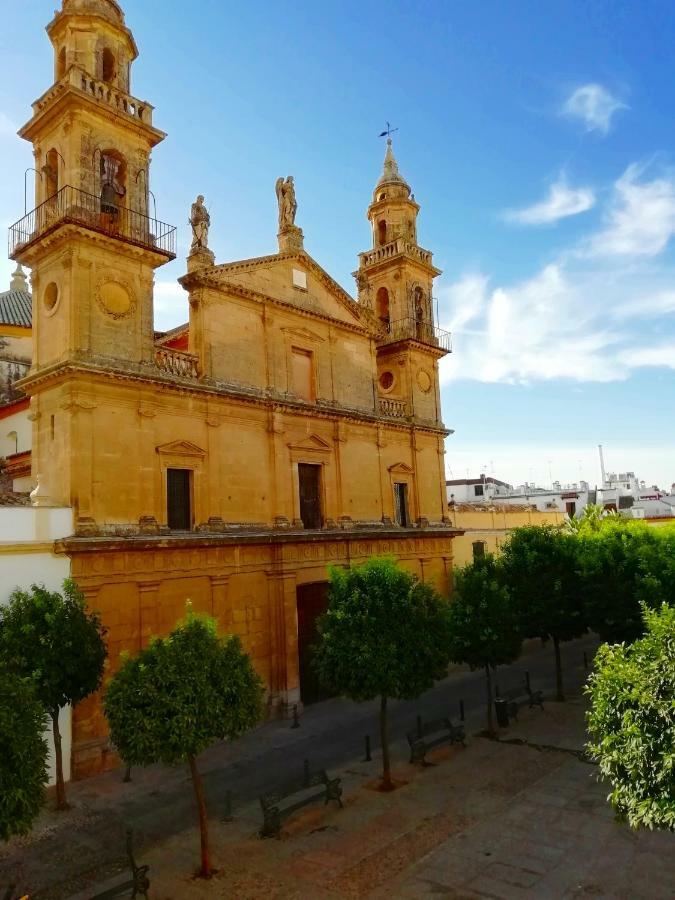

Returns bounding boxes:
[287,433,332,453]
[283,326,325,343]
[201,252,365,329]
[388,462,414,474]
[156,440,206,457]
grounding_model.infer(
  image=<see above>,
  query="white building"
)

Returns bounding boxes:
[447,476,593,518]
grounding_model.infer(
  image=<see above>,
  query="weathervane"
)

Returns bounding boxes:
[379,121,399,139]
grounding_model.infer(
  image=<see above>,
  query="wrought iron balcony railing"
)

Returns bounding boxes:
[378,317,452,352]
[8,185,176,259]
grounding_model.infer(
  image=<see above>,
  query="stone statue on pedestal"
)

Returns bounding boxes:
[190,195,210,253]
[275,176,297,231]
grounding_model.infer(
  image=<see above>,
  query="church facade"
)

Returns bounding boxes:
[10,0,457,778]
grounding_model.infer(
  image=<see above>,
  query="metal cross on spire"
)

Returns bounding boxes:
[378,122,399,139]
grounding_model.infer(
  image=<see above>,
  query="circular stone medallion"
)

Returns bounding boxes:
[417,369,432,393]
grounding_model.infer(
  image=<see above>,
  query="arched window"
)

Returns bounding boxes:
[377,220,387,246]
[45,149,60,199]
[376,286,390,326]
[100,150,127,215]
[102,47,116,83]
[57,47,67,80]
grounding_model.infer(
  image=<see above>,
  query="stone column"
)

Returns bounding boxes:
[138,581,160,650]
[210,574,231,628]
[267,570,300,713]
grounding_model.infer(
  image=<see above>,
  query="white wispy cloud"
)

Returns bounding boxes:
[619,343,675,369]
[561,84,627,134]
[586,163,675,257]
[503,176,595,226]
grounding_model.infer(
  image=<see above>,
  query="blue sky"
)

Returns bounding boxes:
[2,0,675,488]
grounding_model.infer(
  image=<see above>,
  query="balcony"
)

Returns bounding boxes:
[359,238,434,269]
[155,347,199,379]
[378,317,452,353]
[379,397,408,419]
[8,185,176,260]
[32,66,155,127]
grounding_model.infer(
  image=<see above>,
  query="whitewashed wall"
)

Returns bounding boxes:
[0,506,73,784]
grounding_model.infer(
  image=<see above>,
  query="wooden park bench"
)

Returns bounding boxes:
[259,760,343,839]
[407,717,466,765]
[88,830,149,899]
[496,676,544,722]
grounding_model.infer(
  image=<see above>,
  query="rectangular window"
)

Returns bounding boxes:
[291,348,314,402]
[167,468,192,530]
[472,540,486,561]
[394,482,410,527]
[298,463,322,529]
[474,484,484,497]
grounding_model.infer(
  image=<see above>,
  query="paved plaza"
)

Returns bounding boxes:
[3,639,674,898]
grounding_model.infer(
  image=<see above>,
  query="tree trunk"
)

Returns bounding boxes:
[51,710,68,811]
[485,664,495,737]
[379,695,393,790]
[553,635,565,701]
[188,754,211,878]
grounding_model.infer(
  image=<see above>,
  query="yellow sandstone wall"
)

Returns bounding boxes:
[449,507,566,567]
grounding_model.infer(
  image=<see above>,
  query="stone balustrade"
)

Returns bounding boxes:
[32,67,154,126]
[379,397,408,419]
[154,347,199,379]
[359,238,433,268]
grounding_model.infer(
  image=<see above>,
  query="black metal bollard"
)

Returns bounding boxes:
[303,758,310,787]
[583,651,589,670]
[417,715,423,738]
[123,764,132,783]
[459,699,465,722]
[364,735,372,762]
[223,790,233,823]
[291,704,300,729]
[525,670,531,692]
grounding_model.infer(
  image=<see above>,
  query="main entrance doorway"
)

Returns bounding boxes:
[296,582,334,705]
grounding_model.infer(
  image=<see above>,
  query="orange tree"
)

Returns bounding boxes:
[0,667,48,841]
[104,610,263,878]
[0,580,107,810]
[313,557,452,790]
[448,554,522,735]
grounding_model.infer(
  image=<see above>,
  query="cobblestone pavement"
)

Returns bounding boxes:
[4,636,674,898]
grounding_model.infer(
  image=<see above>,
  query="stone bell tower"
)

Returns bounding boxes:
[354,139,450,427]
[8,0,176,511]
[10,0,175,372]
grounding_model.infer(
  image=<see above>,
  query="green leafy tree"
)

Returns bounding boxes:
[565,503,613,534]
[314,557,452,790]
[448,554,522,735]
[0,668,48,841]
[0,580,107,810]
[501,526,585,701]
[577,519,670,644]
[105,610,264,878]
[587,603,675,830]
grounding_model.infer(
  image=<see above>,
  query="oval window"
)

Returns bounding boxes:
[44,282,59,311]
[379,371,395,391]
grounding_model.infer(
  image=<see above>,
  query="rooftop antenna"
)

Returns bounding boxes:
[379,121,399,139]
[598,444,607,486]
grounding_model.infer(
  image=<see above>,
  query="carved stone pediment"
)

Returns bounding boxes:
[156,440,206,458]
[388,462,414,474]
[287,434,332,453]
[282,326,325,343]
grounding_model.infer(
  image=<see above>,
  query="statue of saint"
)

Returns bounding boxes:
[275,176,297,231]
[190,195,210,252]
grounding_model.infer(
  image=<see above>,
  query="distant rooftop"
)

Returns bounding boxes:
[0,265,31,329]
